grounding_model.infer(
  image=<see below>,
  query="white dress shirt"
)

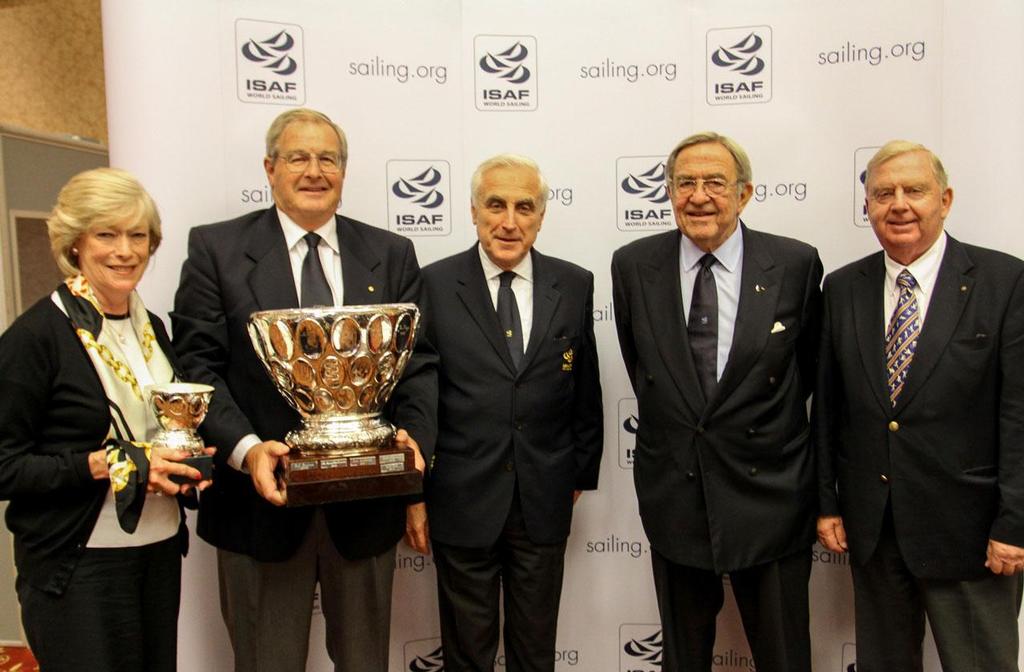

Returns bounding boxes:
[882,231,947,335]
[228,210,344,471]
[679,226,743,381]
[478,243,534,346]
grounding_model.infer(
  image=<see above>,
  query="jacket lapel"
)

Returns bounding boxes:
[337,216,383,306]
[519,249,560,374]
[246,209,299,310]
[639,230,705,418]
[851,252,893,413]
[712,226,783,412]
[454,245,518,373]
[894,236,973,411]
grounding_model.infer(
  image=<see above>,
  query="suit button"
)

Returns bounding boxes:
[686,471,696,481]
[888,421,900,432]
[768,376,776,385]
[749,467,758,476]
[646,374,655,383]
[515,422,524,431]
[505,461,514,472]
[696,425,705,435]
[880,474,889,483]
[746,428,756,437]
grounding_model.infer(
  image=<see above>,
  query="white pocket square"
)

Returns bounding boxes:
[770,321,786,334]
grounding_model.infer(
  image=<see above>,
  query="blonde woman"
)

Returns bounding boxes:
[0,168,211,671]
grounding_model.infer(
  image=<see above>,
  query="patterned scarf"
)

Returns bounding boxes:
[52,275,175,532]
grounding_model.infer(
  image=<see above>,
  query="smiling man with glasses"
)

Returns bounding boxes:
[611,131,823,672]
[171,107,438,672]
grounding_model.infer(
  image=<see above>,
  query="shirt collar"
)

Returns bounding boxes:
[478,243,534,283]
[277,208,339,255]
[883,231,947,297]
[679,221,743,273]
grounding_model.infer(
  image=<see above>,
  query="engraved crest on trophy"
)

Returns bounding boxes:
[247,303,423,506]
[145,382,215,483]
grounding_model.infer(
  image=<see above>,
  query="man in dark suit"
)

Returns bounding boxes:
[171,108,436,672]
[420,154,603,672]
[611,132,822,672]
[815,140,1024,671]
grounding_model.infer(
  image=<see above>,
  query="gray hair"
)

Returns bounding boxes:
[265,108,348,167]
[665,131,753,193]
[470,154,549,213]
[866,140,948,191]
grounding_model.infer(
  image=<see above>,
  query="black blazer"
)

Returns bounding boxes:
[171,208,437,561]
[612,225,823,573]
[0,297,189,594]
[814,236,1024,579]
[421,246,603,547]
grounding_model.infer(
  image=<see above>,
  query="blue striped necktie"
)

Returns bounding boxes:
[885,269,920,406]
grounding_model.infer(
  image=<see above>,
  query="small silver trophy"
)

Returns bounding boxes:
[247,303,422,506]
[145,382,215,482]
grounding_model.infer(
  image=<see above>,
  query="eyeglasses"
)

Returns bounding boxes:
[277,151,342,174]
[673,177,734,197]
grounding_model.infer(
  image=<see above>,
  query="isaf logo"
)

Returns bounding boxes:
[620,624,662,671]
[387,160,452,237]
[616,157,673,231]
[404,638,445,672]
[618,398,639,469]
[236,19,305,105]
[853,146,880,228]
[475,35,538,111]
[706,26,771,105]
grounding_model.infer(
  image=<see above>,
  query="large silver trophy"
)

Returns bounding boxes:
[145,382,215,483]
[247,304,422,506]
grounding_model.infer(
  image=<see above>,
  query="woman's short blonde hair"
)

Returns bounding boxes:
[47,168,162,277]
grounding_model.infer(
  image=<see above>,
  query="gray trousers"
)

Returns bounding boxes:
[852,510,1022,672]
[217,508,396,672]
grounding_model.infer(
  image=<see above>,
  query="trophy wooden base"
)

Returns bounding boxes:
[282,445,422,507]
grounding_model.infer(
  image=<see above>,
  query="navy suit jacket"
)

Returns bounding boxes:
[171,207,437,561]
[814,236,1024,579]
[612,225,823,573]
[421,245,603,547]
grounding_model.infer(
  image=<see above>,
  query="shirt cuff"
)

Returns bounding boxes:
[228,434,262,472]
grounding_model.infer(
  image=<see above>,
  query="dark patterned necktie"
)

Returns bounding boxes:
[497,271,523,368]
[301,232,333,307]
[688,254,718,398]
[885,269,920,406]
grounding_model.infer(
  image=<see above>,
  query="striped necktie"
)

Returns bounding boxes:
[885,269,920,406]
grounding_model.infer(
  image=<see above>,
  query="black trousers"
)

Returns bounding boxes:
[432,492,568,672]
[17,535,181,672]
[851,508,1022,672]
[651,546,812,672]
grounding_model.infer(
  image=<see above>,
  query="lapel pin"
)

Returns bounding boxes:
[754,284,765,293]
[960,285,967,292]
[368,285,375,293]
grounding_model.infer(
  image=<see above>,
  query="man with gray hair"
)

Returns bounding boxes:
[816,140,1024,671]
[419,154,603,671]
[172,107,436,671]
[612,132,822,671]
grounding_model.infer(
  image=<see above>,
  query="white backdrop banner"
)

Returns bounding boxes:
[100,1,1024,670]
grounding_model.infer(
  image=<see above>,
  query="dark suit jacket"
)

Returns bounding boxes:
[612,225,823,573]
[421,245,603,547]
[171,207,437,562]
[814,235,1024,579]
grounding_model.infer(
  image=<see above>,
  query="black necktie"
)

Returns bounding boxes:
[688,254,718,398]
[497,271,524,368]
[300,232,333,307]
